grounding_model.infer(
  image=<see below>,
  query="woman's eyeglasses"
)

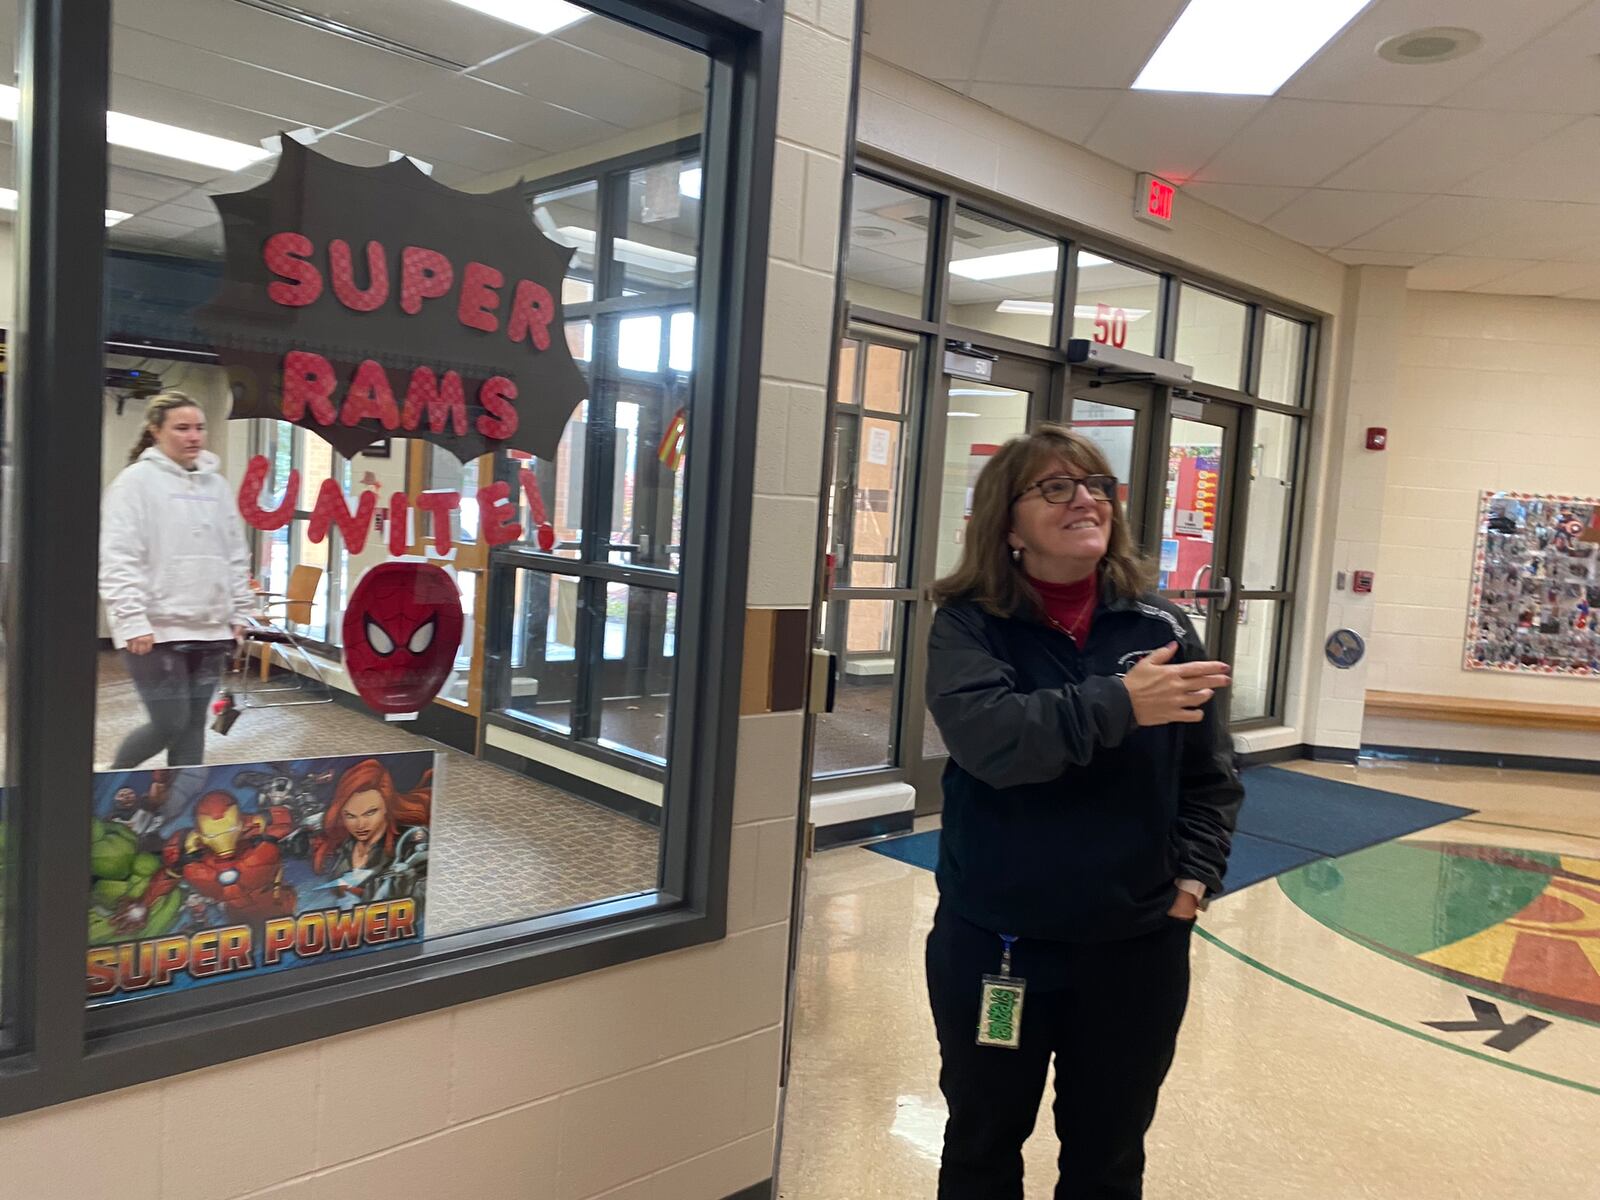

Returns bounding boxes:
[1015,474,1117,505]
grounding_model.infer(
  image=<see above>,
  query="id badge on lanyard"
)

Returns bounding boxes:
[976,934,1025,1049]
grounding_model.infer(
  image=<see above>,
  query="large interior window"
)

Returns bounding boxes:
[817,169,1322,796]
[82,0,712,1024]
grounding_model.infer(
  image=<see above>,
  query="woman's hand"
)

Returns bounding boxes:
[127,635,155,656]
[1167,890,1200,921]
[1124,642,1231,726]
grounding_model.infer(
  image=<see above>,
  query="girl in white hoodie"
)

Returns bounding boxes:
[99,393,254,768]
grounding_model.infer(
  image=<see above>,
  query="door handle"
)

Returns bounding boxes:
[1163,577,1235,612]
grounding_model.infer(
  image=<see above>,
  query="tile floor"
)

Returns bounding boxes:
[778,760,1600,1198]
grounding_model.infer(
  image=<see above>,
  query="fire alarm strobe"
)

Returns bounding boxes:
[1366,428,1388,450]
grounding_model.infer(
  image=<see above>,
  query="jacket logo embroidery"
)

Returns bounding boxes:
[1116,649,1157,677]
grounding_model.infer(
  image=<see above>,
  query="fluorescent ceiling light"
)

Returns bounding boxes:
[994,301,1153,320]
[556,226,695,273]
[1078,252,1113,268]
[446,0,589,35]
[107,111,272,172]
[679,167,702,199]
[0,85,271,172]
[0,185,129,226]
[947,411,981,418]
[1133,0,1373,96]
[949,246,1060,281]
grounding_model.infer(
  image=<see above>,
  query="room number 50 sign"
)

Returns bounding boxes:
[1092,302,1130,349]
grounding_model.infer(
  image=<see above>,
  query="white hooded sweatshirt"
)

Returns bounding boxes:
[99,447,254,648]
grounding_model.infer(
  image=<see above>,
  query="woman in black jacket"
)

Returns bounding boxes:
[924,424,1243,1200]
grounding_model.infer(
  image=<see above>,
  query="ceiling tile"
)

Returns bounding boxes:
[1180,182,1304,224]
[1469,261,1600,295]
[106,166,197,203]
[1263,190,1425,249]
[1328,249,1431,267]
[428,74,629,157]
[135,203,219,231]
[340,107,543,174]
[409,75,620,154]
[970,0,1187,89]
[1085,93,1266,182]
[108,214,196,244]
[110,76,290,147]
[1444,1,1600,114]
[113,27,379,130]
[863,0,995,82]
[556,17,709,91]
[285,0,533,67]
[472,39,701,132]
[1452,117,1600,203]
[1341,195,1534,254]
[1448,202,1600,261]
[1404,255,1536,291]
[967,83,1120,148]
[1194,100,1423,188]
[113,0,456,103]
[1280,0,1589,105]
[107,144,231,186]
[1325,109,1578,194]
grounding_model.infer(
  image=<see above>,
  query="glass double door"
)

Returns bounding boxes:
[1062,378,1244,658]
[902,352,1053,808]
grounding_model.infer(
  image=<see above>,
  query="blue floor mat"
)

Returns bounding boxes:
[862,765,1474,895]
[1233,765,1474,858]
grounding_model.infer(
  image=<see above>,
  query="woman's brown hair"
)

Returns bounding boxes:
[930,423,1151,617]
[127,391,203,464]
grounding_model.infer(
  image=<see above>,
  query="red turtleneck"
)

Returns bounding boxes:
[1029,572,1098,647]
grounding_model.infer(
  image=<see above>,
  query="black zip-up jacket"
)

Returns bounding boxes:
[926,588,1243,943]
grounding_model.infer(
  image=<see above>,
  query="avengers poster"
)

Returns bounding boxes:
[87,750,435,1007]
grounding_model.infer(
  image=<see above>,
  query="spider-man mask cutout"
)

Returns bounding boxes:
[342,562,464,713]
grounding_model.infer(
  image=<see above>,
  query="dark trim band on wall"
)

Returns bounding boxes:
[1235,743,1308,768]
[1361,744,1600,778]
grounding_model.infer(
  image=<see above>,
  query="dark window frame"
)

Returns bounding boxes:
[0,0,782,1118]
[487,139,701,773]
[828,158,1325,758]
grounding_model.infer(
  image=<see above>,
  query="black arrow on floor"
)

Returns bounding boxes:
[1424,995,1551,1052]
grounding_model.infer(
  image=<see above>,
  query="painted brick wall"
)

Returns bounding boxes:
[1369,290,1600,712]
[0,3,857,1197]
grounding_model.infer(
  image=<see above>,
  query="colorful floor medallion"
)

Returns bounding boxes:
[1281,840,1600,1026]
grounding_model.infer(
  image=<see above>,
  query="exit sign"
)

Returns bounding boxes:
[1135,173,1176,228]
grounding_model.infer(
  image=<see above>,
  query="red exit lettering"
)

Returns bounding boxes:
[1135,173,1176,227]
[1148,179,1174,221]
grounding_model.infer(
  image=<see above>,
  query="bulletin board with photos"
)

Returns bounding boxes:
[1465,491,1600,677]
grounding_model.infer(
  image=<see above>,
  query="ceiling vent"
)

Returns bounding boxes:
[1376,27,1483,65]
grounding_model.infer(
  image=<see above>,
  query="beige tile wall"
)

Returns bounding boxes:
[1368,290,1600,723]
[1298,266,1408,750]
[0,2,857,1196]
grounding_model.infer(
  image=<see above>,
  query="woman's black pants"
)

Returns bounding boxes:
[926,905,1192,1200]
[112,640,233,769]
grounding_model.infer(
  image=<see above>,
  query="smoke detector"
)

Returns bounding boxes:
[852,225,897,242]
[1376,27,1483,65]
